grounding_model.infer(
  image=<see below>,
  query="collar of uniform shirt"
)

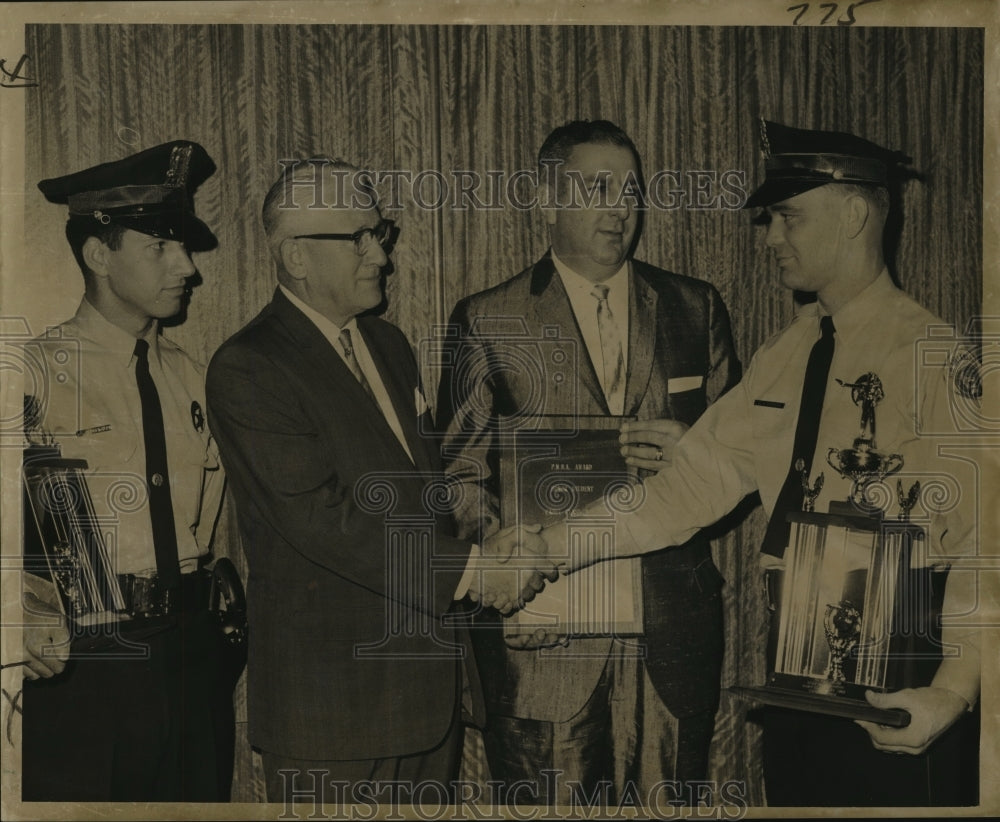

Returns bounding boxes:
[75,296,160,368]
[809,268,896,340]
[551,250,630,364]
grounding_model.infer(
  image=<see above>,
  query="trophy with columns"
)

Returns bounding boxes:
[734,373,923,726]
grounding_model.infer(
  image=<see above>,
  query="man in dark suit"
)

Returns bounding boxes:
[206,158,550,804]
[437,121,741,803]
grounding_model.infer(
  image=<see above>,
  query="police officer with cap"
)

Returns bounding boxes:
[20,141,232,801]
[534,119,983,806]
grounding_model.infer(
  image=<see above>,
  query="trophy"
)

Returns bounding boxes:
[734,373,923,726]
[21,396,133,646]
[826,373,903,510]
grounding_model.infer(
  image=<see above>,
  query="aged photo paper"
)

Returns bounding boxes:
[1,0,996,820]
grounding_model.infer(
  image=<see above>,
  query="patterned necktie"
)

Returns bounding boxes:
[592,283,626,414]
[133,339,180,587]
[760,314,837,557]
[339,329,377,403]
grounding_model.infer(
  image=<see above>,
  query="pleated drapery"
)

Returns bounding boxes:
[21,23,983,804]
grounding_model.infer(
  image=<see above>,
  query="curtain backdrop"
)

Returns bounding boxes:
[21,23,983,805]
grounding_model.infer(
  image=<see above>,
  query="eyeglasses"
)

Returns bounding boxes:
[292,219,395,255]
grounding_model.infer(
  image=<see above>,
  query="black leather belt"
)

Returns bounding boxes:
[117,570,209,618]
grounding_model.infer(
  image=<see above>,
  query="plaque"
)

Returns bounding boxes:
[498,414,644,637]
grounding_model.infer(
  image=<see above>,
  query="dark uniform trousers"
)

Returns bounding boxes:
[761,703,979,807]
[22,580,235,802]
[759,566,980,807]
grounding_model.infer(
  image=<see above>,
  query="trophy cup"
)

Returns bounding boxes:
[826,373,904,510]
[733,373,923,726]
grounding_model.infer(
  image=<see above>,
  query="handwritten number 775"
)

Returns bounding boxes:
[788,0,882,26]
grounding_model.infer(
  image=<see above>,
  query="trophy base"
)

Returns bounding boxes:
[730,680,911,727]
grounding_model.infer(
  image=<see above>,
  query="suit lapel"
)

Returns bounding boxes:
[625,263,658,416]
[271,289,363,399]
[270,290,422,471]
[358,319,435,475]
[528,255,608,414]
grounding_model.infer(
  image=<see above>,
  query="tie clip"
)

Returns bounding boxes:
[76,424,113,436]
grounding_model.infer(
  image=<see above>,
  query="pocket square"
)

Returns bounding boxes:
[668,375,704,393]
[414,386,429,416]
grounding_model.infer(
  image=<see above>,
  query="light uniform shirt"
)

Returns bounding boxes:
[591,271,985,704]
[552,252,630,414]
[279,285,414,463]
[24,298,225,577]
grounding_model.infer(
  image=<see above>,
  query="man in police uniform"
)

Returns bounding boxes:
[537,121,984,806]
[20,141,230,801]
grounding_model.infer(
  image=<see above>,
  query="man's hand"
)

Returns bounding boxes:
[855,687,969,755]
[22,592,70,680]
[504,628,570,650]
[620,418,688,473]
[468,524,560,615]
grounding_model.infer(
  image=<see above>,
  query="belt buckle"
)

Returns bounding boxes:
[131,575,172,618]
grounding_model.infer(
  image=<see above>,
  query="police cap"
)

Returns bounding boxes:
[37,140,217,251]
[745,119,912,209]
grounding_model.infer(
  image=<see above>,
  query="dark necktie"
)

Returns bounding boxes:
[339,329,377,403]
[760,314,836,557]
[133,339,180,586]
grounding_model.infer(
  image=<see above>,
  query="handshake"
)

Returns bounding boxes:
[465,524,562,616]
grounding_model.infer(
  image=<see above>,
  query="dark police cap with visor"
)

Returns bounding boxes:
[745,119,913,209]
[38,140,218,252]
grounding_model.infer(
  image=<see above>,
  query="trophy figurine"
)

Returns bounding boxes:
[827,372,904,508]
[823,600,862,683]
[796,457,824,513]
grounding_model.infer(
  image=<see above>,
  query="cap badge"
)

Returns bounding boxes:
[165,144,192,188]
[759,116,772,160]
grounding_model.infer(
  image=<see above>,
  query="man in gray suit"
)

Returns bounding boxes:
[437,121,741,803]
